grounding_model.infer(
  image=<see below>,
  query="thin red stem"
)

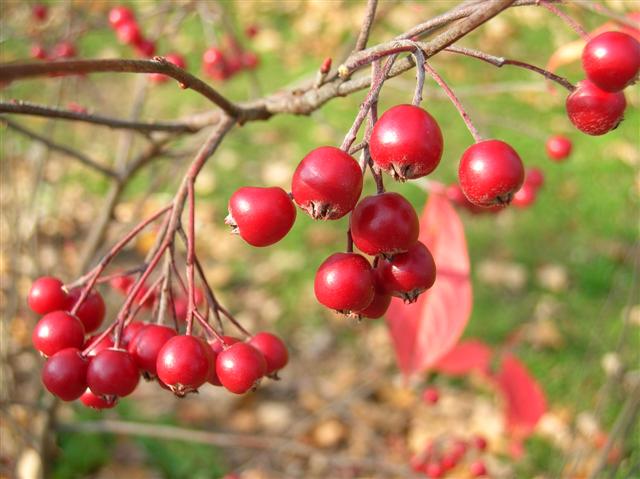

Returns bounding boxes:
[185,180,196,336]
[539,0,590,40]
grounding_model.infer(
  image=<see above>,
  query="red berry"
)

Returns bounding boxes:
[31,44,47,60]
[134,38,156,57]
[41,348,88,401]
[450,439,467,461]
[512,182,537,208]
[207,336,240,386]
[149,53,187,84]
[127,324,176,377]
[248,332,288,375]
[203,47,229,81]
[87,349,139,397]
[28,276,71,315]
[291,146,363,220]
[376,241,436,303]
[441,454,457,471]
[116,21,141,45]
[446,184,489,214]
[156,335,213,396]
[470,460,487,477]
[526,167,545,189]
[241,52,259,69]
[425,462,444,478]
[369,104,443,181]
[32,4,48,22]
[357,276,391,319]
[472,435,488,451]
[245,24,259,38]
[67,287,106,333]
[216,342,266,394]
[80,388,117,409]
[350,192,419,256]
[121,321,147,348]
[33,311,85,357]
[108,6,135,29]
[566,80,626,136]
[52,41,76,59]
[458,139,524,207]
[545,135,572,161]
[109,274,134,294]
[209,336,241,353]
[422,387,440,404]
[226,186,296,247]
[314,253,375,313]
[84,334,114,357]
[582,31,640,92]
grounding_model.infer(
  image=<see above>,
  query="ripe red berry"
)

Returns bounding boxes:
[52,41,76,59]
[450,439,468,461]
[512,182,537,208]
[582,31,640,92]
[203,47,229,81]
[116,20,141,45]
[245,24,259,38]
[80,389,117,409]
[470,460,487,477]
[207,336,240,386]
[128,324,176,377]
[109,274,134,294]
[472,435,488,451]
[134,38,156,57]
[458,139,525,207]
[156,335,213,396]
[28,276,71,315]
[566,80,626,136]
[248,332,288,375]
[376,241,436,303]
[441,454,458,471]
[108,6,135,29]
[33,311,85,357]
[87,349,139,397]
[216,342,266,394]
[41,348,88,401]
[121,321,147,348]
[210,336,241,353]
[350,192,419,256]
[369,104,443,181]
[357,276,391,319]
[241,52,259,69]
[67,287,106,333]
[422,387,440,404]
[30,44,47,60]
[150,53,187,84]
[32,4,48,22]
[314,253,375,313]
[545,135,572,161]
[425,462,444,478]
[227,186,296,247]
[84,334,114,357]
[291,146,363,220]
[526,167,545,189]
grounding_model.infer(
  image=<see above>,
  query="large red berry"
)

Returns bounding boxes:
[116,21,141,45]
[41,348,88,401]
[314,253,375,313]
[87,349,139,398]
[545,135,572,161]
[350,192,419,256]
[291,146,363,220]
[216,342,266,394]
[203,47,229,81]
[207,336,240,386]
[357,277,391,319]
[68,287,106,333]
[33,311,85,357]
[150,53,187,84]
[28,276,70,315]
[127,324,176,377]
[80,389,117,409]
[566,80,626,136]
[369,104,443,181]
[108,6,135,29]
[458,140,524,206]
[376,241,436,303]
[248,332,288,375]
[582,31,640,92]
[227,186,296,247]
[156,335,213,396]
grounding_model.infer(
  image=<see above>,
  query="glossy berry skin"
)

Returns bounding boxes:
[370,104,443,181]
[33,311,85,357]
[582,31,640,92]
[108,6,135,29]
[512,183,537,208]
[28,277,71,315]
[216,342,266,394]
[87,349,139,398]
[84,334,114,357]
[227,186,296,247]
[314,253,375,313]
[116,21,141,45]
[350,192,419,256]
[207,336,240,386]
[469,460,487,477]
[526,167,545,189]
[291,146,363,220]
[458,139,525,206]
[80,389,117,409]
[203,47,228,81]
[376,241,436,303]
[128,324,176,376]
[68,287,106,333]
[156,336,213,396]
[248,332,288,375]
[41,348,88,401]
[121,321,146,348]
[546,135,572,161]
[566,80,626,136]
[150,53,187,84]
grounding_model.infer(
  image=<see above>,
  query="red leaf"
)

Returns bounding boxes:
[386,192,472,377]
[496,353,547,438]
[433,340,492,376]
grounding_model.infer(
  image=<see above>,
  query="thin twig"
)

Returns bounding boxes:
[539,0,589,39]
[353,0,379,52]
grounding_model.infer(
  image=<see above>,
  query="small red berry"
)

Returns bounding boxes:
[87,349,139,397]
[241,52,259,70]
[30,44,47,60]
[291,146,363,220]
[108,6,135,29]
[121,321,147,348]
[32,4,48,22]
[370,104,443,181]
[28,276,71,315]
[422,387,440,404]
[472,435,488,451]
[458,139,524,207]
[566,80,626,136]
[512,182,537,208]
[227,186,296,247]
[203,47,229,81]
[67,287,106,333]
[41,348,88,401]
[127,324,176,377]
[216,342,266,394]
[80,388,117,409]
[149,53,187,84]
[441,454,457,471]
[545,135,572,161]
[582,31,640,92]
[116,21,142,45]
[109,274,134,294]
[248,332,288,375]
[357,275,391,319]
[245,24,259,38]
[33,311,85,357]
[376,241,436,303]
[425,462,444,478]
[156,335,213,396]
[52,41,76,59]
[350,192,419,256]
[134,38,156,57]
[526,167,545,189]
[450,439,468,461]
[470,460,487,477]
[207,336,240,386]
[314,253,375,314]
[84,334,114,357]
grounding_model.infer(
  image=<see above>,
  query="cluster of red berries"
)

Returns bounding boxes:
[108,6,156,57]
[29,276,289,407]
[411,436,489,478]
[202,36,260,82]
[566,31,640,136]
[30,41,77,62]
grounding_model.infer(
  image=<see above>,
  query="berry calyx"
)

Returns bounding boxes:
[226,186,296,247]
[582,31,640,92]
[41,348,88,401]
[349,192,419,256]
[566,80,626,136]
[156,335,213,396]
[28,276,71,315]
[248,332,289,376]
[545,135,572,161]
[369,104,443,181]
[68,287,106,333]
[314,252,375,314]
[376,241,436,303]
[80,389,117,409]
[127,324,176,377]
[291,146,363,220]
[458,139,525,207]
[32,311,85,357]
[87,348,140,398]
[216,342,266,394]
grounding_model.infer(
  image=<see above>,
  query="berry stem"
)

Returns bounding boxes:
[411,46,426,106]
[128,273,164,321]
[185,180,197,336]
[539,0,590,40]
